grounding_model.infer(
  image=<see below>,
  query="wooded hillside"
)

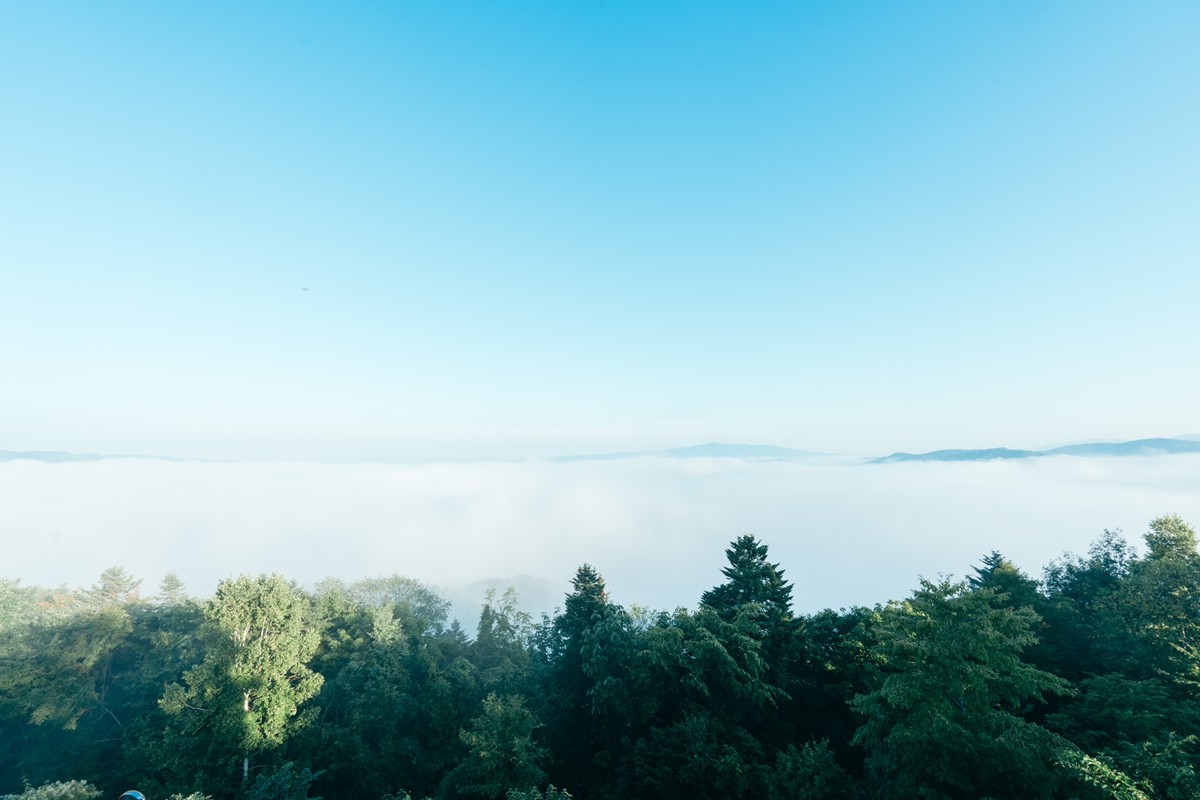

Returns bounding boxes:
[4,516,1198,800]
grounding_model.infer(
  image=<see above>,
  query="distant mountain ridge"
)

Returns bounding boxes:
[0,450,187,463]
[553,442,826,462]
[9,438,1198,466]
[873,437,1200,463]
[1,450,129,463]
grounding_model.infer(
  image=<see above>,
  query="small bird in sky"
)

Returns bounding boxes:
[301,287,310,292]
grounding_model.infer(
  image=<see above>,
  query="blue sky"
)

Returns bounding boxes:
[3,1,1198,461]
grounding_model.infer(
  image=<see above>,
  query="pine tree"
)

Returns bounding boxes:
[701,535,793,626]
[156,573,188,605]
[539,565,616,795]
[80,566,142,607]
[968,551,1042,609]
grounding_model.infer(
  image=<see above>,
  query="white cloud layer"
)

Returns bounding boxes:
[3,455,1199,617]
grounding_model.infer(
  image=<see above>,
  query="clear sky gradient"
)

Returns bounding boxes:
[3,2,1198,461]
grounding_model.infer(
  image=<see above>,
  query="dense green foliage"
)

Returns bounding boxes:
[3,517,1200,799]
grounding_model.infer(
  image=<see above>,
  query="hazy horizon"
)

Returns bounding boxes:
[5,453,1198,620]
[5,431,1200,466]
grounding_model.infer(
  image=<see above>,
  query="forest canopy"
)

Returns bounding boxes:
[2,516,1199,800]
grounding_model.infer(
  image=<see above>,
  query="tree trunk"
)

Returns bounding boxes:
[243,690,252,783]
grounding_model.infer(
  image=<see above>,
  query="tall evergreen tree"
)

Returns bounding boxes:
[80,567,142,608]
[969,551,1041,608]
[156,573,188,605]
[701,535,800,757]
[538,565,617,796]
[701,535,794,626]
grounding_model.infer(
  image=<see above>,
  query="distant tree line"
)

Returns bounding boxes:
[3,515,1200,800]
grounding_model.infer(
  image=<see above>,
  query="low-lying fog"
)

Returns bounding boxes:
[4,454,1199,621]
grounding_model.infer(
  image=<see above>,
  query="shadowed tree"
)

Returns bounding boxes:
[609,604,783,800]
[538,564,618,795]
[295,577,479,800]
[1103,516,1200,681]
[853,579,1072,799]
[1040,529,1136,681]
[472,587,534,695]
[440,693,547,799]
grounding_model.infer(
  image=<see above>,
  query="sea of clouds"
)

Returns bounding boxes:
[3,454,1199,621]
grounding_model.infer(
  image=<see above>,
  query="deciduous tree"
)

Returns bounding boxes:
[160,574,323,791]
